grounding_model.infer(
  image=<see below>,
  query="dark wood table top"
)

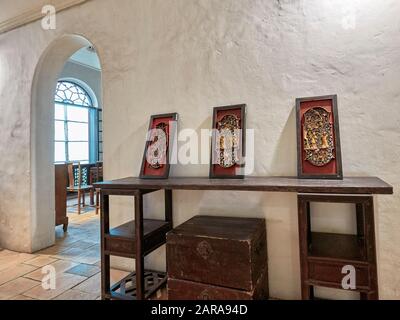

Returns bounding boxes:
[94,176,393,195]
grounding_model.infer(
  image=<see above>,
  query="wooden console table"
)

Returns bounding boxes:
[95,176,392,300]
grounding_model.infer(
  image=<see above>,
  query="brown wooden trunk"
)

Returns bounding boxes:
[168,266,268,300]
[167,216,267,292]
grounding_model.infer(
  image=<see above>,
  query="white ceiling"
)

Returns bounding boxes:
[69,47,101,70]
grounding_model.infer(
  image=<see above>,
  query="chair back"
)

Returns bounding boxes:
[96,161,103,182]
[67,162,82,188]
[90,161,103,184]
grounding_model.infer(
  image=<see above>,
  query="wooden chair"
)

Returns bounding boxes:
[89,161,103,215]
[67,162,93,215]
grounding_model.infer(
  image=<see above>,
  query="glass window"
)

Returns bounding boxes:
[67,105,89,122]
[55,103,65,120]
[54,81,98,164]
[67,122,88,141]
[55,142,66,163]
[55,121,65,141]
[68,142,89,162]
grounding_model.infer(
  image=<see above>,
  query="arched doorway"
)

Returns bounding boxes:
[30,34,102,252]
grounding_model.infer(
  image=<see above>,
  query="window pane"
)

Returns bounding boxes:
[55,142,66,162]
[67,105,88,122]
[55,81,93,106]
[55,121,65,141]
[55,103,65,120]
[68,142,89,162]
[68,122,88,141]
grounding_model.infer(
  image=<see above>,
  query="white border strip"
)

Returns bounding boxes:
[0,0,90,34]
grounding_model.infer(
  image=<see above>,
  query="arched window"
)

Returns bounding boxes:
[54,81,100,163]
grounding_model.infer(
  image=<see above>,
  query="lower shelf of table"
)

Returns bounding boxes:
[306,232,373,292]
[105,270,167,300]
[104,219,172,258]
[308,232,366,262]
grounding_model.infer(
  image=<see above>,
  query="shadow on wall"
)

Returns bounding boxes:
[270,106,297,176]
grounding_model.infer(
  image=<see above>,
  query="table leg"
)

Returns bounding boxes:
[77,190,81,215]
[165,189,173,224]
[135,191,145,300]
[101,193,110,300]
[363,197,379,300]
[298,196,311,300]
[90,188,95,206]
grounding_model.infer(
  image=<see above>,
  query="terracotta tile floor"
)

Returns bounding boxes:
[0,203,133,300]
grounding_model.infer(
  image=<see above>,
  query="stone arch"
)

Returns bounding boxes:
[30,34,102,251]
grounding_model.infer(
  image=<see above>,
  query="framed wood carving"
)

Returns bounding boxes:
[210,104,246,179]
[140,113,178,179]
[296,95,343,179]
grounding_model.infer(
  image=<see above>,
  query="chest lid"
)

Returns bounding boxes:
[169,216,265,241]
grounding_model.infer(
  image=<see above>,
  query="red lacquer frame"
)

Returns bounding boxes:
[210,104,246,179]
[296,95,343,179]
[139,113,178,179]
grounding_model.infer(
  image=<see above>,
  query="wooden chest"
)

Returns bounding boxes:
[168,265,268,300]
[167,215,268,298]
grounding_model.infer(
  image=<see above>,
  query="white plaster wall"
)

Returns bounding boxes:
[0,0,399,299]
[0,26,33,252]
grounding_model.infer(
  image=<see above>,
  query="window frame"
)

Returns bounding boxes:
[54,80,99,164]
